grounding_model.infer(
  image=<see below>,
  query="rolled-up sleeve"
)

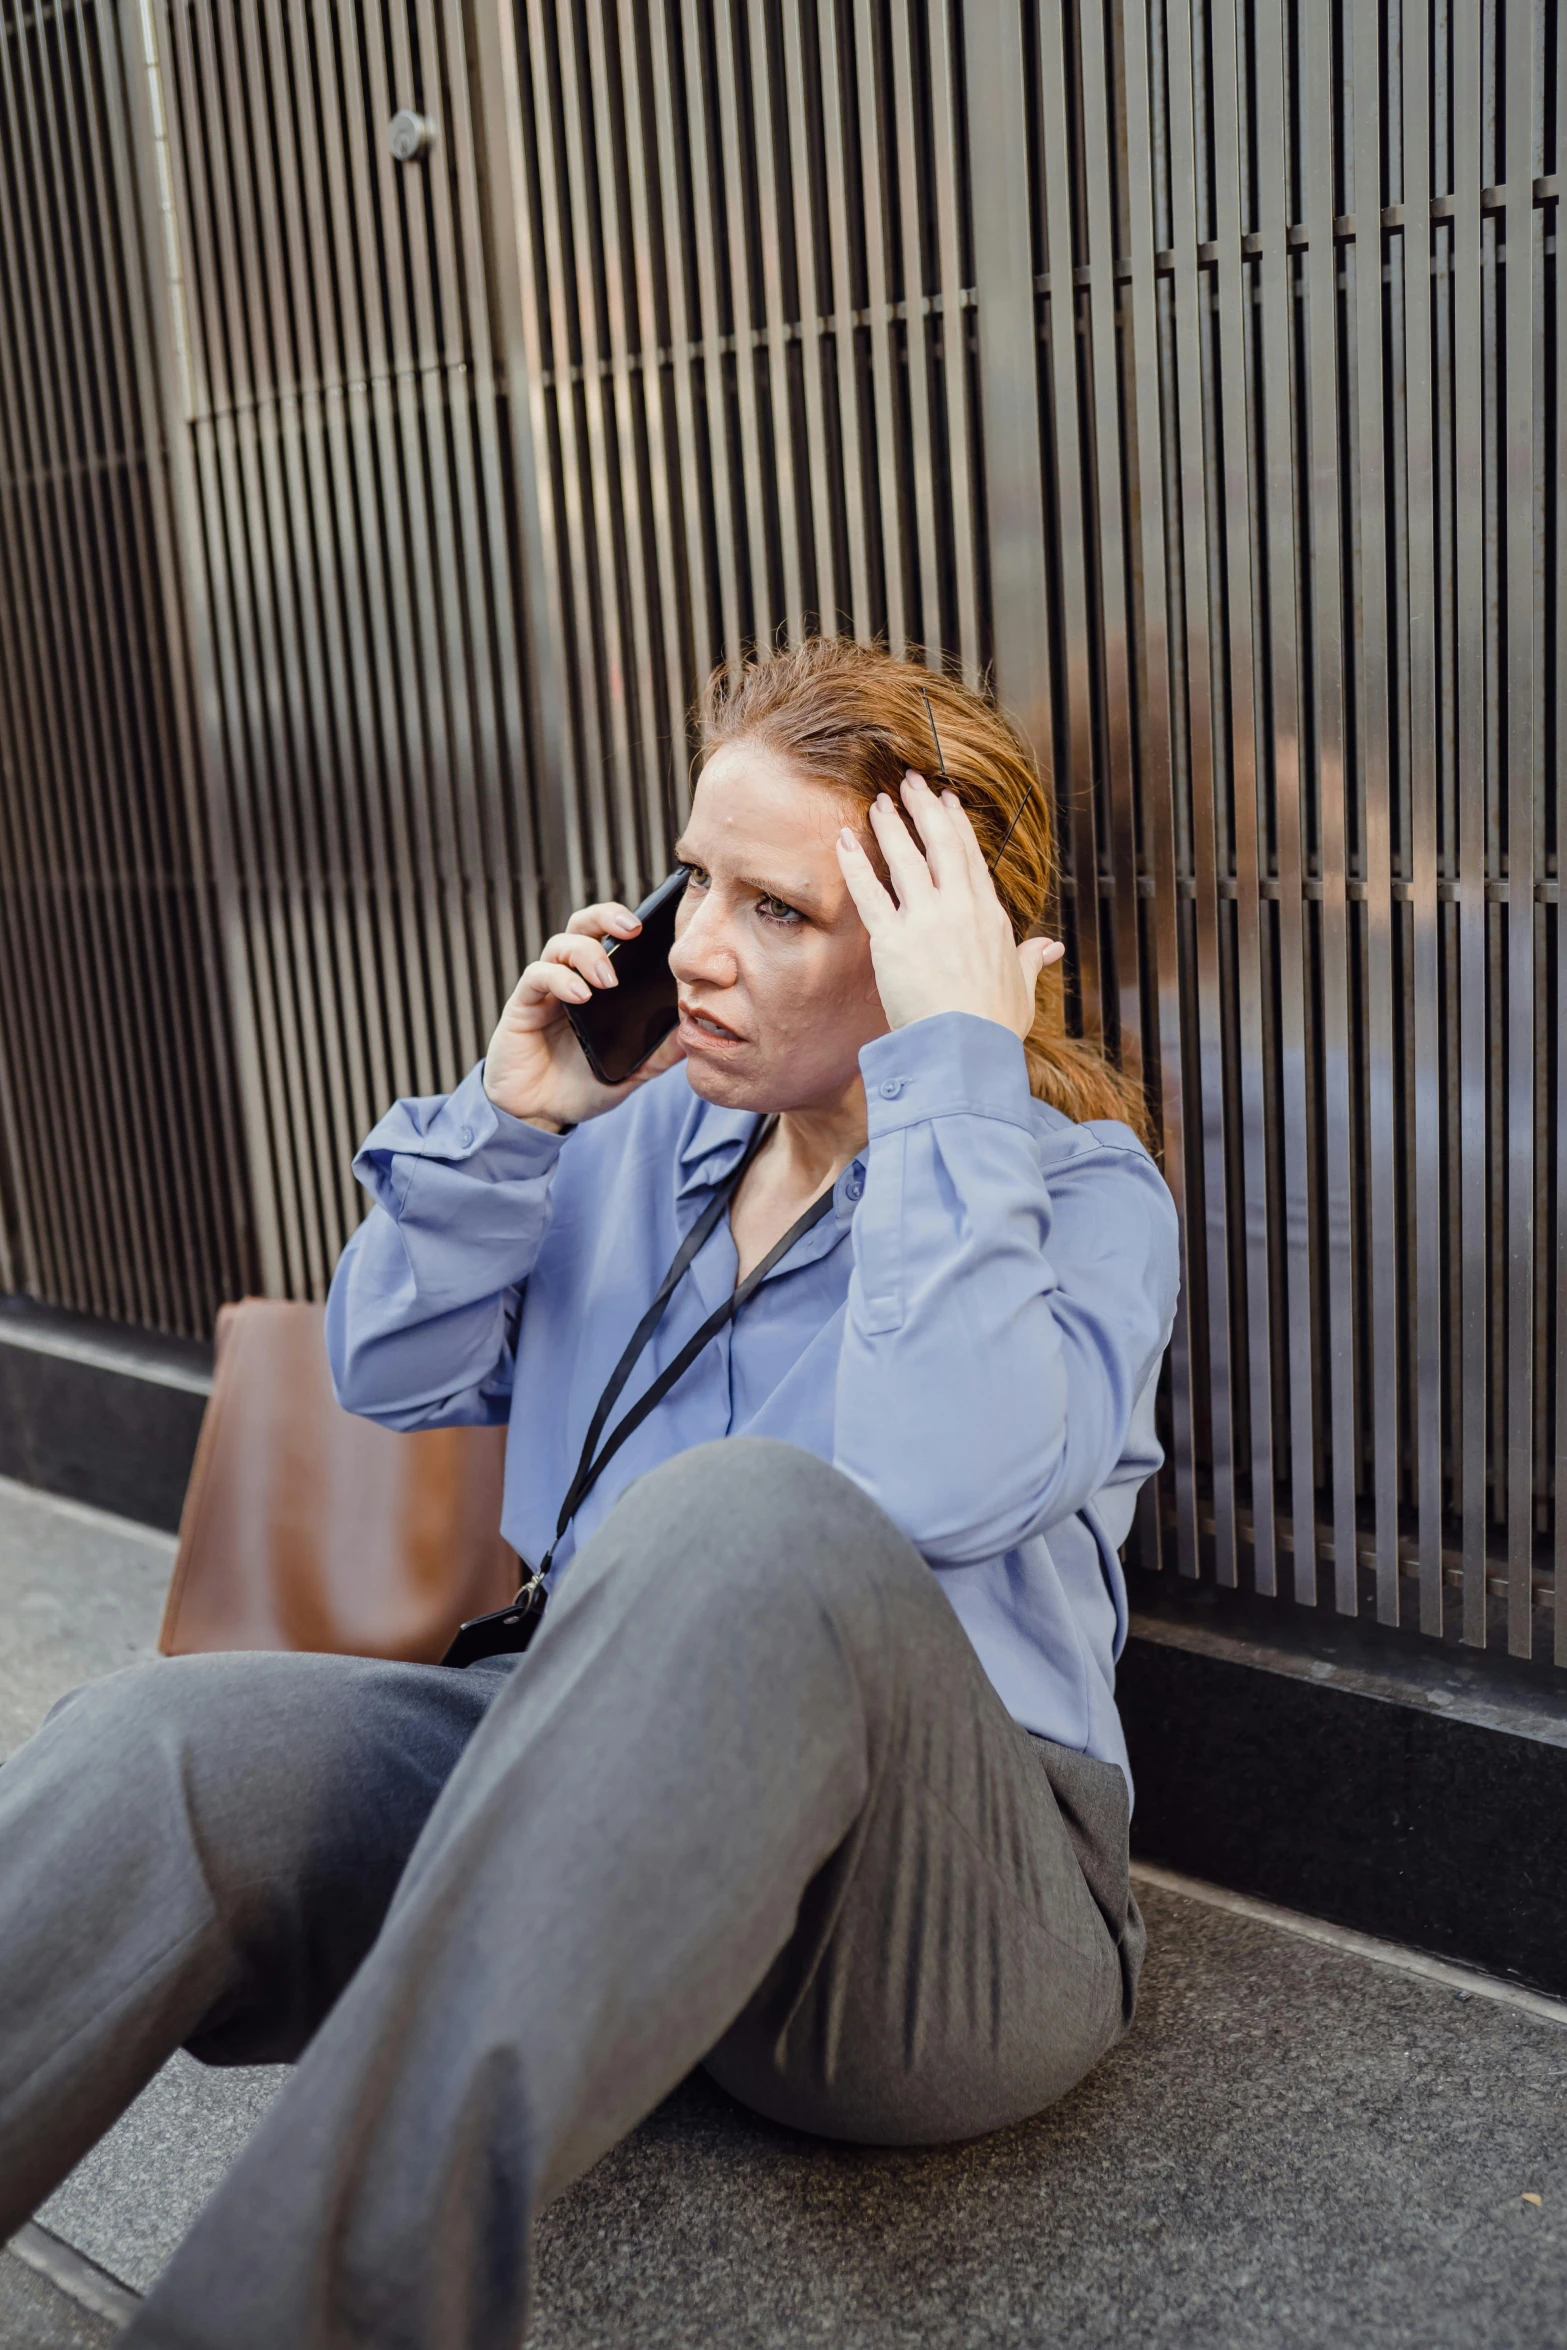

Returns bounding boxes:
[325,1063,565,1430]
[832,1013,1179,1566]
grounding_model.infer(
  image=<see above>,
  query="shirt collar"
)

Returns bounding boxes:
[674,1088,766,1200]
[673,1082,865,1252]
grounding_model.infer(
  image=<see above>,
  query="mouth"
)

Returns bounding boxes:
[677,999,745,1048]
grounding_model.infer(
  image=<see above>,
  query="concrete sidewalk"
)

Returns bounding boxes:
[4,1474,1565,2348]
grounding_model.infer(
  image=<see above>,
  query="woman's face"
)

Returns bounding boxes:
[669,740,888,1113]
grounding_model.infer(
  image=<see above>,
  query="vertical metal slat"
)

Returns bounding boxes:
[1501,0,1536,1652]
[1403,0,1445,1632]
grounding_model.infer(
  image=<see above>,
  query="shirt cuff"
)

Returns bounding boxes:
[353,1062,567,1191]
[859,1013,1036,1140]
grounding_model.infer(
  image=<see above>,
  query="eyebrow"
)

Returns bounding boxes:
[674,841,823,909]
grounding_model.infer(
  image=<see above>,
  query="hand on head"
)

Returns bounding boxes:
[835,772,1064,1040]
[484,752,1063,1135]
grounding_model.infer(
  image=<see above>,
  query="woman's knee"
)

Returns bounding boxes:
[616,1440,917,1583]
[37,1651,462,1918]
[47,1651,338,1796]
[37,1656,335,1886]
[42,1652,275,1792]
[569,1438,932,1665]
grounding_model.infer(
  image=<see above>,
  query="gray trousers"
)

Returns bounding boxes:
[0,1440,1142,2348]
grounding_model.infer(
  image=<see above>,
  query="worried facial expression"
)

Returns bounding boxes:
[669,741,888,1114]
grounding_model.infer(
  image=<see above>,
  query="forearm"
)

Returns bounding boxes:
[326,1064,564,1428]
[832,1016,1177,1564]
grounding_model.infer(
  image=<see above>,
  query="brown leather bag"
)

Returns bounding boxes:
[159,1299,518,1662]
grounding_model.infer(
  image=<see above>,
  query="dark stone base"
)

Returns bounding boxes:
[1121,1575,1567,1997]
[0,1298,211,1534]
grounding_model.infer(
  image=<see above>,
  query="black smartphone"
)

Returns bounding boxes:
[566,866,690,1087]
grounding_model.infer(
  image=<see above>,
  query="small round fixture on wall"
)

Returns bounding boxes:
[388,110,437,164]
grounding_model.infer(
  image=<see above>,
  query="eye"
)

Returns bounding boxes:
[683,865,710,891]
[756,893,803,926]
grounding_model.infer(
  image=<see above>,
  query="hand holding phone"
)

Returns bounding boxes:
[566,867,690,1086]
[482,872,689,1130]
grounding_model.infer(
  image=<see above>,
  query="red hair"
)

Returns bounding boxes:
[698,639,1150,1141]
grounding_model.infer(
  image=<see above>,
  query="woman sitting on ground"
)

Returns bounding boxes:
[0,638,1178,2349]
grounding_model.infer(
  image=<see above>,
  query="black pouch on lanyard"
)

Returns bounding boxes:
[442,1116,835,1668]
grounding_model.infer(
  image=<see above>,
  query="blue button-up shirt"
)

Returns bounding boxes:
[326,1012,1179,1792]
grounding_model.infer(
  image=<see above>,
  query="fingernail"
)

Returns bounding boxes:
[838,826,857,849]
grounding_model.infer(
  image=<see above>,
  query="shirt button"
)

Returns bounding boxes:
[845,1176,864,1203]
[878,1077,903,1099]
[459,1125,474,1147]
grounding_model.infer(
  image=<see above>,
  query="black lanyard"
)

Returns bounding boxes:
[441,1115,839,1667]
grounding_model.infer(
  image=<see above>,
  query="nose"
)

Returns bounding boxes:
[669,888,739,989]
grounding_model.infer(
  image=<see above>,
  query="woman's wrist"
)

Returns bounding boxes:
[482,1063,565,1134]
[885,998,1020,1036]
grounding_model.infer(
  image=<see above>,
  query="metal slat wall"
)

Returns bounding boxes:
[0,0,1560,1662]
[496,0,1562,1650]
[491,0,988,912]
[1033,0,1561,1642]
[0,0,247,1336]
[135,0,550,1299]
